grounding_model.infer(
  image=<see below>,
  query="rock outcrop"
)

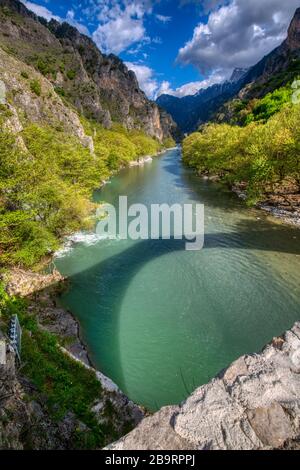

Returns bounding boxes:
[0,0,177,142]
[0,47,93,149]
[107,323,300,450]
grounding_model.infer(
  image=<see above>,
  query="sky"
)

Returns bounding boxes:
[21,0,300,99]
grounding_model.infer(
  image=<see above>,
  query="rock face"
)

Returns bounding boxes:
[0,0,177,142]
[107,323,300,450]
[4,268,64,297]
[0,47,93,148]
[157,8,300,132]
[235,8,300,102]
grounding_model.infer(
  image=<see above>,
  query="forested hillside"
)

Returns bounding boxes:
[0,0,176,269]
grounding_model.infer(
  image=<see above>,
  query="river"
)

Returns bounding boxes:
[55,147,300,411]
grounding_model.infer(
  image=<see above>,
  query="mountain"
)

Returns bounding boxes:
[157,8,300,133]
[229,68,249,83]
[157,68,248,133]
[0,0,177,141]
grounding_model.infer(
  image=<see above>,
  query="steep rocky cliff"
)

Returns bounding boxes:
[0,0,177,142]
[108,323,300,450]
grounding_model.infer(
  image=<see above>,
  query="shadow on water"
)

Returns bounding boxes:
[65,219,300,402]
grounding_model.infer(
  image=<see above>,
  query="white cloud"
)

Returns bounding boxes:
[126,62,226,100]
[156,70,227,98]
[177,0,300,74]
[92,1,153,54]
[22,1,61,21]
[22,2,89,35]
[156,14,172,23]
[93,16,145,54]
[66,10,90,35]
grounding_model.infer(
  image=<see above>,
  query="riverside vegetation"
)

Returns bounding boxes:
[0,107,167,450]
[182,84,300,207]
[0,119,173,268]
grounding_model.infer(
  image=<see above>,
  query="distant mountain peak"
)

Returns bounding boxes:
[229,68,249,83]
[287,7,300,50]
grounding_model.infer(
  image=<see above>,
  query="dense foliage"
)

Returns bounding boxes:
[183,99,300,204]
[0,114,172,268]
[231,85,293,125]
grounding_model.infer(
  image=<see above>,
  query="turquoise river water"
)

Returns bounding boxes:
[55,147,300,411]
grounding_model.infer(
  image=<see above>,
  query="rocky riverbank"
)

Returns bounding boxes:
[128,147,177,168]
[107,322,300,450]
[1,268,144,449]
[129,156,153,167]
[232,179,300,227]
[200,174,300,227]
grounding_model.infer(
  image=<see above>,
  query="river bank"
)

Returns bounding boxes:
[200,174,300,227]
[1,267,144,446]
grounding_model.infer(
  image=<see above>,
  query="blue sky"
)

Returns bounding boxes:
[22,1,300,99]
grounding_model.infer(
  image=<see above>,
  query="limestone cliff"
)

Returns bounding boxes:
[108,323,300,450]
[0,0,177,142]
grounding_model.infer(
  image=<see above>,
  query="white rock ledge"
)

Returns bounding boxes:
[106,323,300,450]
[128,156,153,167]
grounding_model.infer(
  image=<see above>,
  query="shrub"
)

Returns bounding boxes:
[36,59,50,76]
[54,86,65,97]
[163,137,176,149]
[66,70,76,80]
[0,283,108,448]
[30,79,41,96]
[244,86,292,124]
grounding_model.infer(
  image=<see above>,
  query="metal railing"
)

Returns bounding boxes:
[8,315,22,362]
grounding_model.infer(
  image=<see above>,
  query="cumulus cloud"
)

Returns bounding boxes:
[177,0,300,75]
[156,14,172,23]
[125,62,226,99]
[91,1,153,54]
[66,10,90,35]
[93,16,145,54]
